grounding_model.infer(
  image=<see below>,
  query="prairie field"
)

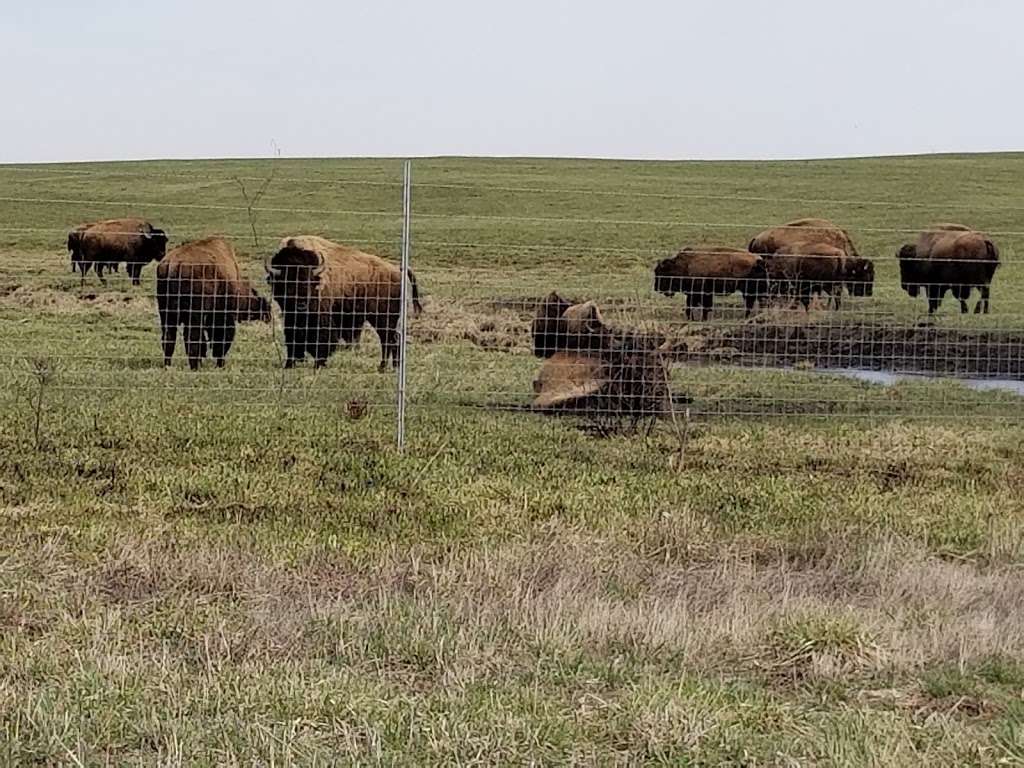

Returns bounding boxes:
[1,154,1023,765]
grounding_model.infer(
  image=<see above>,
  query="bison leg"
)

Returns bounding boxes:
[183,314,205,371]
[159,314,178,366]
[211,315,236,369]
[378,328,398,372]
[926,285,943,314]
[127,262,144,287]
[830,286,842,311]
[743,293,757,318]
[282,324,303,368]
[977,285,991,314]
[798,284,812,312]
[95,262,108,285]
[702,293,714,321]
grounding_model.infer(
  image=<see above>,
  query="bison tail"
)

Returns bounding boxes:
[407,268,423,315]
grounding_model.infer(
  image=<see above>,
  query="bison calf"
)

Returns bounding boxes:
[653,247,767,320]
[265,236,423,370]
[68,218,167,286]
[156,237,271,370]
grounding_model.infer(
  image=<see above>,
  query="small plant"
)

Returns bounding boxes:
[346,399,369,421]
[26,356,59,450]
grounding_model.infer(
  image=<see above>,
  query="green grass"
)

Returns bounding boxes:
[0,154,1023,764]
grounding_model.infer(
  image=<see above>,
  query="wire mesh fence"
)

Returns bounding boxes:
[0,157,1021,451]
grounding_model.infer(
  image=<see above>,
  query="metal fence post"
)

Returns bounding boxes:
[397,160,412,451]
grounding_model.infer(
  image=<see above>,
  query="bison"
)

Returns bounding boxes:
[68,218,167,286]
[747,218,873,307]
[531,291,611,358]
[653,246,768,320]
[897,224,999,314]
[156,237,271,370]
[765,242,853,311]
[748,218,859,258]
[265,236,423,370]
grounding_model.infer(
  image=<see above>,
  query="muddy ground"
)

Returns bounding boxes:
[437,297,1024,380]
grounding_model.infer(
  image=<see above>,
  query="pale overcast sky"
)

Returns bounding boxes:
[3,0,1021,163]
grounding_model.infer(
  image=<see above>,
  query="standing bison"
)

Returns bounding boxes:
[765,242,872,311]
[748,218,874,306]
[68,218,167,286]
[896,224,999,314]
[156,237,271,370]
[653,246,767,320]
[265,236,423,370]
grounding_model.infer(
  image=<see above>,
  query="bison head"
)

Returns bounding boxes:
[531,291,574,358]
[265,244,325,313]
[748,256,770,297]
[653,256,683,297]
[896,244,922,297]
[241,288,273,323]
[845,257,875,297]
[144,228,169,263]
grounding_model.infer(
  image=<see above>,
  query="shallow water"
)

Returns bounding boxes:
[817,367,1024,397]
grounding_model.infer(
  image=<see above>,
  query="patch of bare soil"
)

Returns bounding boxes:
[412,296,531,352]
[680,319,1024,379]
[0,286,156,316]
[436,295,1024,380]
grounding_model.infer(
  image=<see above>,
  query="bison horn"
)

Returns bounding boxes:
[264,257,282,279]
[312,252,326,277]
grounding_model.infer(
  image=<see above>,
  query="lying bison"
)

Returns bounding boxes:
[748,218,874,306]
[156,237,271,370]
[68,218,167,286]
[531,292,611,358]
[265,236,423,370]
[897,224,999,314]
[653,247,767,320]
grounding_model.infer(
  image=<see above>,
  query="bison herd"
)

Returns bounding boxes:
[654,217,998,319]
[68,219,421,371]
[65,215,1001,371]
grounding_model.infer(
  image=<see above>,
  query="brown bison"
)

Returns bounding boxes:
[748,218,857,257]
[897,224,999,314]
[531,292,611,358]
[653,246,768,320]
[747,218,874,303]
[766,242,867,311]
[68,218,167,286]
[265,236,423,370]
[156,237,271,370]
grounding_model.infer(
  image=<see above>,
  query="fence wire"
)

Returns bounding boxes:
[0,160,1022,445]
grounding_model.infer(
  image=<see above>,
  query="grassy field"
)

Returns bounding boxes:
[1,154,1023,764]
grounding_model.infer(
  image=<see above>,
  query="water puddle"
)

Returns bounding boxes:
[816,367,1024,397]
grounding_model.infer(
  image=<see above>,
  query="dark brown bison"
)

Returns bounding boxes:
[156,237,271,370]
[747,218,873,305]
[897,224,999,314]
[265,236,423,370]
[68,218,167,286]
[531,292,612,358]
[765,242,874,311]
[653,246,768,320]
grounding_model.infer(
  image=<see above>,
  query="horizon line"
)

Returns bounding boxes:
[3,149,1024,168]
